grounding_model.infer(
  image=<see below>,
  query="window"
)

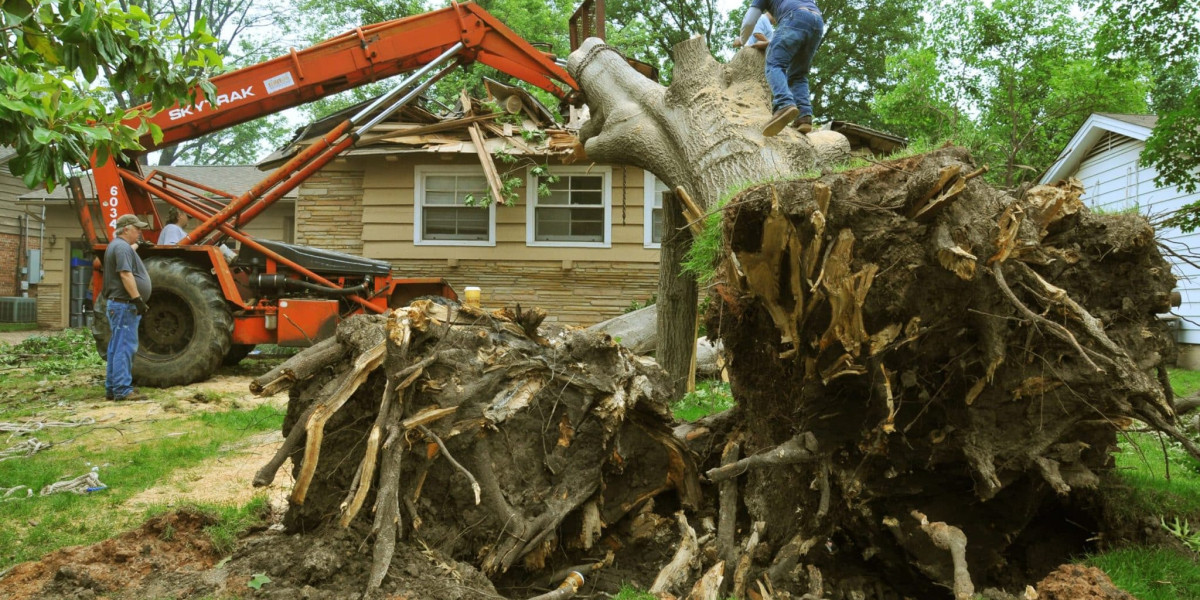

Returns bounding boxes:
[526,167,611,247]
[644,172,668,248]
[415,167,495,245]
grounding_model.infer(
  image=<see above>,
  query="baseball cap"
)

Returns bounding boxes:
[115,214,150,229]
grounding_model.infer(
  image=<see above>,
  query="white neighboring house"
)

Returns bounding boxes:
[1040,113,1200,365]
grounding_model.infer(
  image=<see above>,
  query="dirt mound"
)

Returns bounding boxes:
[1036,565,1135,600]
[1,509,221,599]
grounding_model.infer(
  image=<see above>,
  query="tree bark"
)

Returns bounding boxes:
[568,36,849,211]
[657,191,699,401]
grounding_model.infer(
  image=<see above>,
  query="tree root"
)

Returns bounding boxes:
[706,432,818,482]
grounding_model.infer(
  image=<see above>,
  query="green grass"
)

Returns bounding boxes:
[1107,431,1200,523]
[0,403,283,569]
[613,584,656,600]
[0,323,39,333]
[1169,368,1200,398]
[140,496,271,556]
[1086,547,1200,600]
[671,380,735,421]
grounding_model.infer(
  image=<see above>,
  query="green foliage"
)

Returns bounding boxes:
[247,572,271,590]
[0,0,223,188]
[1094,0,1200,215]
[807,0,924,128]
[873,0,1150,187]
[1161,516,1200,552]
[671,380,734,421]
[682,180,762,281]
[1086,547,1200,600]
[0,328,103,375]
[605,0,730,83]
[625,294,656,314]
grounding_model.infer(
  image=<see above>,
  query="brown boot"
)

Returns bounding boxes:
[795,114,813,134]
[763,105,799,137]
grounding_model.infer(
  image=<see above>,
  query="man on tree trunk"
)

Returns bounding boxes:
[734,0,825,136]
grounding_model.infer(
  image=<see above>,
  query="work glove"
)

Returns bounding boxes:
[135,239,154,252]
[134,297,150,316]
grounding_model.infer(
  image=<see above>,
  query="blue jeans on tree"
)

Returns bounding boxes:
[764,9,824,117]
[105,301,141,398]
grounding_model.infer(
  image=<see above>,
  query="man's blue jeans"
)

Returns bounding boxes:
[105,301,141,398]
[764,10,824,117]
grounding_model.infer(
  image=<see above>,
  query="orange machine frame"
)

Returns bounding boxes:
[80,1,577,345]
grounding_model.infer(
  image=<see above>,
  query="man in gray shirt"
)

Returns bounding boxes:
[103,214,152,401]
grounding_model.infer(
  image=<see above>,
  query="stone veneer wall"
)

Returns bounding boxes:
[294,170,365,254]
[390,259,660,325]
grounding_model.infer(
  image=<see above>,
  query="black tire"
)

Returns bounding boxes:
[92,258,233,387]
[223,344,256,366]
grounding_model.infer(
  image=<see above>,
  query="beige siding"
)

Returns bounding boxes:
[300,154,662,324]
[0,165,29,237]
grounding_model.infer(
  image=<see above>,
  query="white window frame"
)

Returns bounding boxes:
[526,166,612,248]
[644,171,668,249]
[414,165,496,246]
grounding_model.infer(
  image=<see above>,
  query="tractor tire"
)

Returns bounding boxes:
[91,258,233,387]
[223,344,256,366]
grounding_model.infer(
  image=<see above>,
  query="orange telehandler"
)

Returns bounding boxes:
[78,1,578,387]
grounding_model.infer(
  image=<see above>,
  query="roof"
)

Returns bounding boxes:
[1039,113,1157,184]
[258,86,575,170]
[828,121,907,156]
[19,164,298,202]
[0,146,14,166]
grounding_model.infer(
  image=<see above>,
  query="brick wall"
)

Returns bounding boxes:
[0,231,41,299]
[295,170,365,254]
[0,232,17,297]
[390,259,660,325]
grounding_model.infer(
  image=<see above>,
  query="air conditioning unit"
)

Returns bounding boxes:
[0,297,37,323]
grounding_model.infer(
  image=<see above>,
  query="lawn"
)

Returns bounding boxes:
[0,330,286,571]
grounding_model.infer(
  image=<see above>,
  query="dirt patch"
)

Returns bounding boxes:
[0,509,222,600]
[124,430,291,512]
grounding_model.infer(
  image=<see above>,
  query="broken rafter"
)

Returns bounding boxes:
[462,89,509,206]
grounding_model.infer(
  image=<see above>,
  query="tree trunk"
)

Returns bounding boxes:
[657,191,699,401]
[568,36,849,210]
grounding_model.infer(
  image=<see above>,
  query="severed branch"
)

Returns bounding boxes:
[339,378,396,527]
[717,437,740,576]
[706,432,819,482]
[250,337,345,396]
[649,512,698,594]
[291,341,386,505]
[525,572,585,600]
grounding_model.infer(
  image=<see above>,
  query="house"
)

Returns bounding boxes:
[1039,113,1200,366]
[19,165,297,329]
[0,148,42,322]
[260,88,666,325]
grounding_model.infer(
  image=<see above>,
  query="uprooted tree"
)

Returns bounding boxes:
[247,36,1197,600]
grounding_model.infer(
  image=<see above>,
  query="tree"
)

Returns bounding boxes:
[603,0,729,82]
[283,0,576,121]
[873,0,1148,187]
[0,0,221,188]
[1095,0,1200,229]
[807,0,922,128]
[120,0,291,166]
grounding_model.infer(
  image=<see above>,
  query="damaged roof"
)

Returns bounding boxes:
[258,78,579,170]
